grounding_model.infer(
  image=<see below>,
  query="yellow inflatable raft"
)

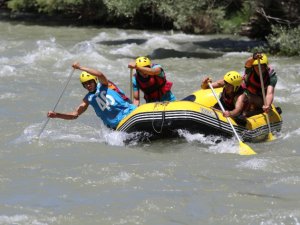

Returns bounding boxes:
[116,88,282,142]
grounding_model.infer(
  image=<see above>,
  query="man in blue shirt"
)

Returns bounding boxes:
[47,62,136,129]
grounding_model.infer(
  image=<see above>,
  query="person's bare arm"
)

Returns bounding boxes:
[47,100,89,120]
[263,85,275,113]
[223,94,245,118]
[245,52,263,68]
[128,61,161,76]
[133,90,140,106]
[72,62,109,85]
[201,76,224,89]
[136,66,161,76]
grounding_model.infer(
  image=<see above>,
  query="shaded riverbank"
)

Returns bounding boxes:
[2,0,300,40]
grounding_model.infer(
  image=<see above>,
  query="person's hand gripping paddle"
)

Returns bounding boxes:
[208,82,256,155]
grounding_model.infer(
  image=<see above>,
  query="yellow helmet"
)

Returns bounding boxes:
[136,56,151,67]
[79,71,98,84]
[223,71,242,92]
[252,53,268,65]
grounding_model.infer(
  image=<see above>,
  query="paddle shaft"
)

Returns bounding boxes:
[130,68,133,101]
[37,68,75,138]
[208,83,242,142]
[257,58,272,133]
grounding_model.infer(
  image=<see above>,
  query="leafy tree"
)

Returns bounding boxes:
[267,25,300,56]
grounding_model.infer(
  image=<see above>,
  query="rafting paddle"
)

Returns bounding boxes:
[130,68,133,101]
[208,82,257,155]
[257,56,275,141]
[36,68,75,139]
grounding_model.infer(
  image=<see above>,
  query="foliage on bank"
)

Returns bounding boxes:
[4,0,300,56]
[267,25,300,56]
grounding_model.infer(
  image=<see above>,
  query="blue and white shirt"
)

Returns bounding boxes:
[84,83,136,129]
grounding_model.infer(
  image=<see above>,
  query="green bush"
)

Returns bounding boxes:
[157,0,225,33]
[7,0,106,20]
[102,0,227,33]
[5,0,235,33]
[220,0,255,34]
[7,0,35,12]
[267,25,300,56]
[103,0,140,17]
[220,14,244,34]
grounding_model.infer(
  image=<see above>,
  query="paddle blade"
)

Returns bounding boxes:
[239,141,257,155]
[266,132,275,142]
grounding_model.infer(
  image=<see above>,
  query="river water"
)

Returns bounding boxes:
[1,21,300,225]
